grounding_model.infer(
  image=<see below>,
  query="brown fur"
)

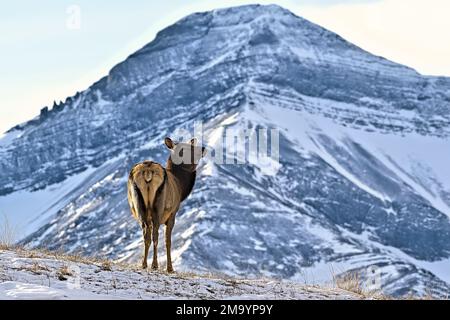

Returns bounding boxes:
[127,137,205,272]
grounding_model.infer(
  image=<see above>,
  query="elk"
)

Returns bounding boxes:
[127,137,206,272]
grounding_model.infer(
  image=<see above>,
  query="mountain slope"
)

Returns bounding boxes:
[1,4,450,297]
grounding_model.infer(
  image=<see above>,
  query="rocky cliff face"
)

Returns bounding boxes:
[1,4,450,297]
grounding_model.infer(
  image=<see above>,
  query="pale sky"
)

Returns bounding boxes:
[1,0,449,134]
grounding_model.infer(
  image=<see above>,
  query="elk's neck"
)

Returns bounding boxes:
[166,158,197,202]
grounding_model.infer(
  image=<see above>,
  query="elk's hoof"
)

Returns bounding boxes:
[142,261,148,269]
[151,263,159,270]
[167,267,174,273]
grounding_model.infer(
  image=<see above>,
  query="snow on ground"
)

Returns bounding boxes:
[0,249,361,300]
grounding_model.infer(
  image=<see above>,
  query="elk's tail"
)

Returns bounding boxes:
[129,181,147,224]
[127,161,166,223]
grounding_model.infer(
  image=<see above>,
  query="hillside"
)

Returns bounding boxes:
[0,248,362,300]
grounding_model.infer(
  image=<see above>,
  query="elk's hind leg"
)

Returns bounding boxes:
[142,222,152,269]
[165,215,175,273]
[151,223,159,270]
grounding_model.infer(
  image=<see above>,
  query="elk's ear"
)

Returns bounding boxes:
[190,138,198,146]
[165,137,175,149]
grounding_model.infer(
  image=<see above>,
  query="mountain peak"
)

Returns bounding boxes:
[175,3,306,32]
[180,3,293,21]
[211,3,293,16]
[109,3,418,103]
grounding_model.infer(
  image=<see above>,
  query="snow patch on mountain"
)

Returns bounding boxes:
[0,167,97,239]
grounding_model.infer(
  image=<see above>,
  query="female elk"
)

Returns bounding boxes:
[127,137,206,272]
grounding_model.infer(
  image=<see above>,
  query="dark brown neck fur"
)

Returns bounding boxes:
[166,157,197,202]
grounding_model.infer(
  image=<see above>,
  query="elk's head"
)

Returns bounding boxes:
[165,137,206,171]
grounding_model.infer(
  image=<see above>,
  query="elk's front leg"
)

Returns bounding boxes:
[165,215,175,273]
[142,223,151,269]
[151,223,159,270]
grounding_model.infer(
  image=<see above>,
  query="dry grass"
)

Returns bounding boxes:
[100,260,112,271]
[328,266,444,300]
[168,269,232,281]
[334,272,365,296]
[56,265,74,281]
[330,267,389,299]
[21,262,51,275]
[15,247,118,268]
[0,214,17,250]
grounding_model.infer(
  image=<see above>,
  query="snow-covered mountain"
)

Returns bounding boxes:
[1,4,450,297]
